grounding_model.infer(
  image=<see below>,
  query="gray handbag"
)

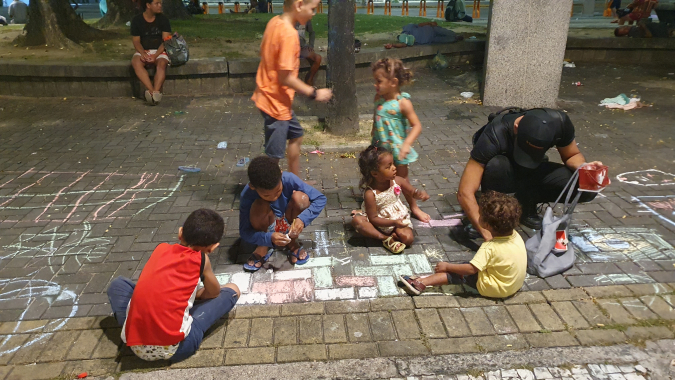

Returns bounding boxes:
[525,168,582,278]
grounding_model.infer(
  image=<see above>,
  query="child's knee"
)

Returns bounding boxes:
[398,228,414,246]
[351,215,366,231]
[224,283,241,298]
[291,190,310,210]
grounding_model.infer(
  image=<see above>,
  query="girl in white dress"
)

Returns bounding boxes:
[351,146,429,254]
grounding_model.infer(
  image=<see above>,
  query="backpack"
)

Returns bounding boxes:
[164,33,189,66]
[525,167,583,278]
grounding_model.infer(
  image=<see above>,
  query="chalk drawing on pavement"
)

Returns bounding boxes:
[616,169,675,187]
[0,169,184,223]
[633,195,675,227]
[570,227,675,261]
[0,276,78,357]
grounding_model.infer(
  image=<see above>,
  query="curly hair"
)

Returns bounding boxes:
[248,156,282,190]
[182,209,225,247]
[478,191,522,236]
[358,145,391,190]
[371,58,413,86]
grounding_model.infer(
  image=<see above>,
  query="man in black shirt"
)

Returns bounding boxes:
[131,0,172,105]
[457,108,602,239]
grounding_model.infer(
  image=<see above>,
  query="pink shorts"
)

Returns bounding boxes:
[133,49,170,64]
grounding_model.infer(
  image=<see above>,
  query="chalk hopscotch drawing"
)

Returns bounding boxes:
[0,169,184,223]
[632,195,675,227]
[616,169,675,187]
[570,227,675,262]
[0,275,78,357]
[0,222,113,269]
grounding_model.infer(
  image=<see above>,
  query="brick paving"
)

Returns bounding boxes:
[0,63,674,378]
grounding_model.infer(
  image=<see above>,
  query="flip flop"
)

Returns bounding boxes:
[289,246,309,265]
[178,165,201,173]
[243,248,273,272]
[236,157,250,167]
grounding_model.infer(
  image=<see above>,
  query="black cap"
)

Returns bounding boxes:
[513,110,556,169]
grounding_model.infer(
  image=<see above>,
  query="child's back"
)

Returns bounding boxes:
[470,231,526,298]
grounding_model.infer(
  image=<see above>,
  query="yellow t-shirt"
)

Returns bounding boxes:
[469,231,527,298]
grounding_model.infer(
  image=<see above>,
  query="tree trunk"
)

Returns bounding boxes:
[96,0,140,27]
[19,0,114,48]
[326,0,359,135]
[162,0,191,20]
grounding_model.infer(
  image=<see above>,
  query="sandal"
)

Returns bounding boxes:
[243,249,273,272]
[383,236,406,254]
[399,275,426,296]
[289,246,309,265]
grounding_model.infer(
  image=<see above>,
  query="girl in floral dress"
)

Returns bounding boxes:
[352,146,429,254]
[371,58,429,223]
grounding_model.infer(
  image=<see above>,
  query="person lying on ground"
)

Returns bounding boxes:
[296,20,322,86]
[397,21,463,46]
[400,191,526,299]
[239,156,327,271]
[614,19,674,37]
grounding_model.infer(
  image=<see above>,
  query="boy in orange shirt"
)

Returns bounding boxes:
[252,0,332,178]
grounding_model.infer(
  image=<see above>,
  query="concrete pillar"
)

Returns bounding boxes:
[582,0,595,16]
[482,0,573,108]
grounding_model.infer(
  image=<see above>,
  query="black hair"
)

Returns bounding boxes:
[358,145,391,190]
[248,155,282,190]
[614,28,620,37]
[182,209,225,247]
[141,0,154,11]
[478,191,522,236]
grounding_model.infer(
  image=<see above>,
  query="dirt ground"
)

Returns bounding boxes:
[0,21,618,63]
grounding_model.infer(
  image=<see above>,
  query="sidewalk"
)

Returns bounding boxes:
[0,63,675,379]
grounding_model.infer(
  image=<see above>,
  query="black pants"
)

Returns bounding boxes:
[481,155,597,215]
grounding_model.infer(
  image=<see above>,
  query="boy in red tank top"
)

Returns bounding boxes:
[107,209,240,362]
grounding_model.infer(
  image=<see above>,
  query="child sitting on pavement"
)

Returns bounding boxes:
[240,155,327,271]
[352,146,429,254]
[400,191,527,298]
[107,209,240,362]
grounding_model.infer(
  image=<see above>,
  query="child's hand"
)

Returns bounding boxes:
[434,262,451,273]
[413,188,430,201]
[315,88,333,103]
[271,232,291,246]
[399,143,411,160]
[395,219,409,229]
[288,218,304,239]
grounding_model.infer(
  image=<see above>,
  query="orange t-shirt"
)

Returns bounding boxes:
[251,16,300,121]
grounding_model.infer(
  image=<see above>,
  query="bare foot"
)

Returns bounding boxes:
[411,206,431,223]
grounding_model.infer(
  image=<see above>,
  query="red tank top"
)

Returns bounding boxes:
[122,243,204,346]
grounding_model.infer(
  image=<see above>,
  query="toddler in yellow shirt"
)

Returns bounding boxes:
[400,191,526,298]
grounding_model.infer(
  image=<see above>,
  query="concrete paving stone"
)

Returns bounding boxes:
[322,314,348,343]
[0,320,49,334]
[298,315,324,344]
[596,299,637,325]
[277,344,327,363]
[392,310,422,340]
[574,329,627,346]
[91,328,122,359]
[199,322,227,349]
[456,297,500,307]
[545,275,572,289]
[649,271,675,283]
[476,334,528,352]
[413,295,460,309]
[8,333,52,365]
[235,305,280,318]
[170,349,225,368]
[39,330,81,362]
[619,298,658,320]
[639,295,675,320]
[66,329,105,360]
[223,319,250,348]
[551,301,591,329]
[517,369,536,380]
[0,366,11,380]
[438,308,472,337]
[506,305,542,333]
[327,343,379,360]
[529,304,566,332]
[534,367,553,379]
[542,288,589,302]
[248,318,274,347]
[503,291,546,305]
[626,283,673,296]
[378,340,429,357]
[324,299,371,314]
[415,309,447,338]
[460,307,496,336]
[524,331,579,348]
[281,302,325,316]
[346,313,372,342]
[274,316,298,345]
[483,306,519,334]
[224,347,275,365]
[625,326,675,341]
[572,300,612,326]
[5,362,67,380]
[370,297,414,312]
[428,337,480,354]
[369,311,396,341]
[549,367,572,377]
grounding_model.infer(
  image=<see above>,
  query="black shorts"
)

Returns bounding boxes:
[611,0,621,9]
[261,110,304,159]
[446,272,478,289]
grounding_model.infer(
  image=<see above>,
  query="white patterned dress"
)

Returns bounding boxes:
[360,180,412,234]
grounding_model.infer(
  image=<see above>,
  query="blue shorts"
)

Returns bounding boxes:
[261,110,304,159]
[611,0,621,9]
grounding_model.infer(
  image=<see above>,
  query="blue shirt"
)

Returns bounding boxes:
[239,172,327,247]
